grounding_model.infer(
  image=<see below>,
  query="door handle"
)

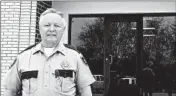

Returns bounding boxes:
[106,55,113,65]
[109,55,113,65]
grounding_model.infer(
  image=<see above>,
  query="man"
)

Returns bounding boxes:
[3,8,95,96]
[137,61,155,96]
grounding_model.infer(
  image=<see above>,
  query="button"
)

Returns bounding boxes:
[45,85,48,87]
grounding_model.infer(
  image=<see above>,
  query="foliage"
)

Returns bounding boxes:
[77,16,176,75]
[77,18,104,60]
[143,17,176,66]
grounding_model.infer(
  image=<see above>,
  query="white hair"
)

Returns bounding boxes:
[39,8,66,28]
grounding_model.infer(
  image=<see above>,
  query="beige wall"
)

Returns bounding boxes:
[52,1,176,44]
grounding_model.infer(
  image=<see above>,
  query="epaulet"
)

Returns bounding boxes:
[10,44,37,69]
[19,44,37,54]
[63,44,80,53]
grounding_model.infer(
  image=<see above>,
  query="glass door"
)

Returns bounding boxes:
[104,15,143,96]
[69,13,175,96]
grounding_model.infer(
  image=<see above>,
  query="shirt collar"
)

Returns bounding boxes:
[32,42,66,55]
[54,42,66,55]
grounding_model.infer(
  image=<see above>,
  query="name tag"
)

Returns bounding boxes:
[55,70,73,78]
[21,70,38,80]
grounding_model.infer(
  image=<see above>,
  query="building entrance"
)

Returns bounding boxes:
[69,13,176,96]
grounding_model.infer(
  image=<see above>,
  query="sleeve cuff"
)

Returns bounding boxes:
[78,78,96,90]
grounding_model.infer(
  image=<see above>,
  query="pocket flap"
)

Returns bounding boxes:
[21,70,38,80]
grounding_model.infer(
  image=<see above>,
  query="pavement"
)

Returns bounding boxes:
[153,93,176,96]
[93,93,176,96]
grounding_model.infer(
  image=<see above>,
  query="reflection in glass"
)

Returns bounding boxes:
[70,15,176,94]
[71,17,104,75]
[71,17,105,95]
[108,21,136,76]
[143,16,176,92]
[143,16,176,67]
[71,18,137,76]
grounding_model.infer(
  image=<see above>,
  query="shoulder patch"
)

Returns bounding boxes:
[19,44,37,54]
[64,44,80,53]
[80,54,88,65]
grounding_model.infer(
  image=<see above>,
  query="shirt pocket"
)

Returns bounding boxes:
[51,72,62,93]
[62,77,75,93]
[51,70,76,93]
[21,70,38,94]
[22,78,38,94]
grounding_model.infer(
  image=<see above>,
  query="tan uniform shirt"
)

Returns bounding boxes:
[3,43,95,96]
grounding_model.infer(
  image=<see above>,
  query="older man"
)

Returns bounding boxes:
[3,8,95,96]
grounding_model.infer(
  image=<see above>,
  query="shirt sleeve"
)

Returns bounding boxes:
[79,85,92,96]
[76,53,96,91]
[3,57,21,96]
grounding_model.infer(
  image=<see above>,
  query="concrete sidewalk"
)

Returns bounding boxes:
[153,93,176,96]
[93,93,176,96]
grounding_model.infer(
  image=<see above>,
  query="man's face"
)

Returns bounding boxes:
[39,13,65,45]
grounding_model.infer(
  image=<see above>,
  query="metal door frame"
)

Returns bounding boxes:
[68,13,176,96]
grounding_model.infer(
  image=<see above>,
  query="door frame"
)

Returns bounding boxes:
[68,13,176,96]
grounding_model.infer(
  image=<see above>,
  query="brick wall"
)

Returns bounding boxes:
[1,1,37,95]
[19,1,37,52]
[35,1,52,43]
[1,1,52,95]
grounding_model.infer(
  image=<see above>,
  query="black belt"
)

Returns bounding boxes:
[21,70,38,80]
[55,70,73,78]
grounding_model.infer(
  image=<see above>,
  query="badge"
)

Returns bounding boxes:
[61,60,71,69]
